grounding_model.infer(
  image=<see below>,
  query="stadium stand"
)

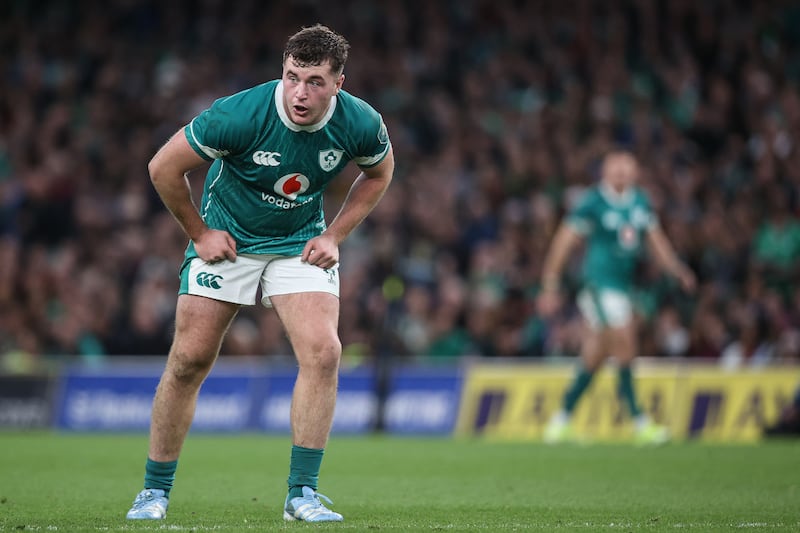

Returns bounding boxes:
[1,0,799,371]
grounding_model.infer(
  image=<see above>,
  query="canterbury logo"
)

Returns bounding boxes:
[196,272,224,289]
[253,150,281,167]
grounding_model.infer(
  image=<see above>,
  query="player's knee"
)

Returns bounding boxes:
[300,336,341,375]
[605,327,635,359]
[166,352,215,384]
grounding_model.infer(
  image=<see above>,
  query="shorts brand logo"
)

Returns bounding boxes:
[196,272,224,289]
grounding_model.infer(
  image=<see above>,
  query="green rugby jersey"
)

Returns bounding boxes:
[183,79,391,256]
[566,184,657,291]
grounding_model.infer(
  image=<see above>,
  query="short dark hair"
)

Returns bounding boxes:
[602,147,636,162]
[283,24,350,75]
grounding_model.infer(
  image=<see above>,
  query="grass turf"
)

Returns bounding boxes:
[0,433,798,531]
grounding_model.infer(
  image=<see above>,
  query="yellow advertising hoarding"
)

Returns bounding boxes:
[455,363,799,442]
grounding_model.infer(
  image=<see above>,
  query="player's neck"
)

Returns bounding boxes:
[599,182,633,205]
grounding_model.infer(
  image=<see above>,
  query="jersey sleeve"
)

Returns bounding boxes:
[638,190,660,231]
[352,109,391,169]
[565,190,596,235]
[184,92,258,161]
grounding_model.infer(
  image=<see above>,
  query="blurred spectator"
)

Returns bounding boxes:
[1,0,799,367]
[750,186,800,296]
[652,305,691,358]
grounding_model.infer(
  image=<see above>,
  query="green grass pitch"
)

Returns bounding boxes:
[1,432,798,531]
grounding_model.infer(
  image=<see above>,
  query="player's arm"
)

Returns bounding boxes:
[540,223,582,293]
[536,222,583,317]
[646,226,696,292]
[148,130,237,263]
[301,146,395,269]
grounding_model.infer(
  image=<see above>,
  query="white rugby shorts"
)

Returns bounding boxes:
[179,254,340,307]
[576,287,633,330]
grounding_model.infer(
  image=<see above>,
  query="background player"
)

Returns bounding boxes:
[125,24,394,522]
[764,382,800,437]
[538,150,695,445]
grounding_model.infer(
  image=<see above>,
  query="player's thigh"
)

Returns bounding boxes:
[579,326,608,370]
[604,322,637,363]
[577,288,635,364]
[171,294,240,363]
[260,255,341,363]
[176,254,265,363]
[270,291,341,368]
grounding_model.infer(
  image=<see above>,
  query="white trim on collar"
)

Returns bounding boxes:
[274,80,337,133]
[599,182,634,206]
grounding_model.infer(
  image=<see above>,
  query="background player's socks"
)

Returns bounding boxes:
[617,365,641,417]
[144,458,178,497]
[564,367,595,414]
[288,445,324,499]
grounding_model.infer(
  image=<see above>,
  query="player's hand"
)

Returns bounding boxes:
[536,288,563,318]
[194,229,237,264]
[301,234,339,269]
[677,265,697,293]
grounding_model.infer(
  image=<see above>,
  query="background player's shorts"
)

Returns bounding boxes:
[179,254,340,308]
[577,287,632,329]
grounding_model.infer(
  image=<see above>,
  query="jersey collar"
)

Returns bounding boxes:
[599,182,634,206]
[274,81,337,133]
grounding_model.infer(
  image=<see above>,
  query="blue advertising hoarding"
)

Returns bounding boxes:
[384,366,463,434]
[52,362,463,434]
[56,372,253,432]
[0,375,54,429]
[253,368,379,433]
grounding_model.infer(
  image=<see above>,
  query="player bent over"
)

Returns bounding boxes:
[126,24,393,522]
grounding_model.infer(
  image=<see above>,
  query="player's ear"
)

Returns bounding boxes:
[335,74,345,93]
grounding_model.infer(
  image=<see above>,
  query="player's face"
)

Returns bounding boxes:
[281,56,344,126]
[602,154,638,192]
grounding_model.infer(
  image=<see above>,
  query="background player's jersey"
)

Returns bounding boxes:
[566,185,657,291]
[184,80,391,256]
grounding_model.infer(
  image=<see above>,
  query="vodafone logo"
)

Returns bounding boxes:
[274,173,310,200]
[618,224,638,249]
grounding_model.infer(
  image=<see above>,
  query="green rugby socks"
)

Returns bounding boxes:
[144,458,178,497]
[564,367,595,414]
[618,365,642,417]
[287,445,324,499]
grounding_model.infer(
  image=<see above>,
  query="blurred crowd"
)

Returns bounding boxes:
[2,0,800,371]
